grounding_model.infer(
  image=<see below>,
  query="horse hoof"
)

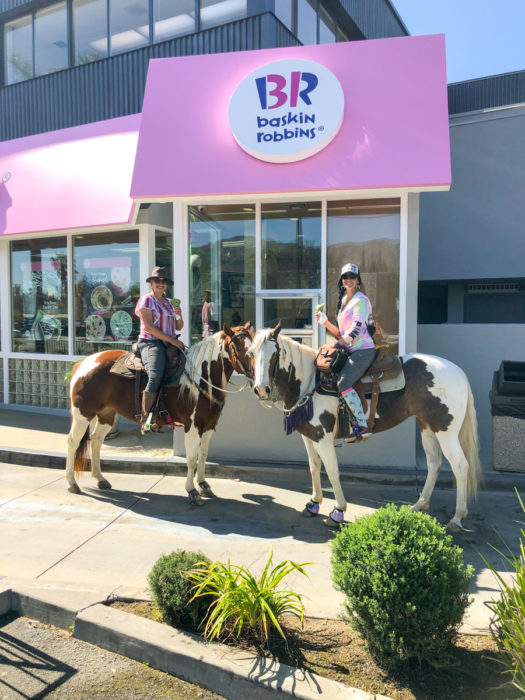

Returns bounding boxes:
[446,520,466,533]
[323,508,345,529]
[68,483,81,494]
[198,481,215,497]
[302,500,320,517]
[188,489,205,506]
[98,480,112,490]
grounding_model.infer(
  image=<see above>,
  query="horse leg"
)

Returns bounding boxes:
[301,436,323,516]
[196,430,214,497]
[412,427,443,513]
[184,426,204,505]
[314,437,347,527]
[66,410,90,493]
[89,417,113,489]
[436,432,470,532]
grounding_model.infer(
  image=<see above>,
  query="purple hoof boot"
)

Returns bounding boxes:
[188,488,204,506]
[325,508,345,528]
[304,500,320,516]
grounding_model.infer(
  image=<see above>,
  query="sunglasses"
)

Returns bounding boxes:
[341,272,358,280]
[152,277,169,284]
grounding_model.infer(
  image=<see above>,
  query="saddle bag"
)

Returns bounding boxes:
[314,344,348,375]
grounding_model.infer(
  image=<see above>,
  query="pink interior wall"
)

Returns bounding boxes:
[0,114,140,236]
[132,35,451,199]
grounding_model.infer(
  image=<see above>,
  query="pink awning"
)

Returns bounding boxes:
[0,114,140,236]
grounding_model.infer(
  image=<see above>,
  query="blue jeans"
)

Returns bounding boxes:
[138,338,167,392]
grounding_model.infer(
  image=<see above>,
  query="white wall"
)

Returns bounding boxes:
[417,323,525,463]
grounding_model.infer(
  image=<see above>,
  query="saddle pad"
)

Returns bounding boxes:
[109,353,141,379]
[360,356,405,393]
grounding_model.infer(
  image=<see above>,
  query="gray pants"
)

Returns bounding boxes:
[138,338,167,392]
[337,348,376,394]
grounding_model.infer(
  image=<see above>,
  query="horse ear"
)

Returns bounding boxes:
[271,320,281,339]
[222,323,234,337]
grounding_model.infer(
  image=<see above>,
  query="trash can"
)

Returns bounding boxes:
[490,361,525,472]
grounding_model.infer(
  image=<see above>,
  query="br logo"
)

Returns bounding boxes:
[255,72,319,110]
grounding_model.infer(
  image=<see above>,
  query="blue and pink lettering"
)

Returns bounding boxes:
[255,72,319,110]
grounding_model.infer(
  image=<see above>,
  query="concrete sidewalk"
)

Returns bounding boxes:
[1,405,524,697]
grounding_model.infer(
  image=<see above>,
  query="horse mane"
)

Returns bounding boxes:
[250,329,317,386]
[178,332,226,403]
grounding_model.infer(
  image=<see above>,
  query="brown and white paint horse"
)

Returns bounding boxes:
[66,323,254,502]
[249,324,482,531]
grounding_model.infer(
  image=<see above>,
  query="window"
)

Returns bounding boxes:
[261,202,321,290]
[319,4,335,43]
[4,14,33,84]
[35,2,68,76]
[418,284,448,324]
[200,0,247,30]
[188,204,255,342]
[297,0,317,45]
[327,199,400,352]
[73,0,108,64]
[11,238,68,354]
[110,0,149,54]
[154,0,196,41]
[464,281,525,324]
[273,0,293,31]
[73,231,140,355]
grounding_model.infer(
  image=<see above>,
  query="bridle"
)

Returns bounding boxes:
[223,327,255,380]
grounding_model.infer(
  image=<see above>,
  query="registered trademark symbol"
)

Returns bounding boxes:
[318,126,324,132]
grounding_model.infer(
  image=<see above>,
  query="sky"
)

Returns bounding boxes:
[391,0,525,83]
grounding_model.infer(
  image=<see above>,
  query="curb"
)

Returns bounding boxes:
[2,445,525,491]
[0,585,391,700]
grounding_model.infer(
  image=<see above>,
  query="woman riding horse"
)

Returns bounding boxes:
[315,262,375,442]
[135,266,184,433]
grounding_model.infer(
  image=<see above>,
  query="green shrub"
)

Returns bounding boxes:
[483,490,525,694]
[148,550,211,629]
[331,504,474,667]
[186,548,311,645]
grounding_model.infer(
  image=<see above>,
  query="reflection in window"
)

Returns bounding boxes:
[155,229,173,271]
[11,238,68,354]
[327,199,400,352]
[262,202,321,290]
[5,14,33,84]
[263,298,313,331]
[35,2,68,76]
[73,231,140,355]
[110,0,149,54]
[297,0,317,45]
[200,0,247,31]
[73,0,108,64]
[188,204,255,342]
[154,0,195,41]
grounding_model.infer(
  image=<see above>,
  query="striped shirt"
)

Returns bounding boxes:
[135,293,179,340]
[337,291,375,352]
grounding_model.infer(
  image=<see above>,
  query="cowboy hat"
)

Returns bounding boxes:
[146,266,174,284]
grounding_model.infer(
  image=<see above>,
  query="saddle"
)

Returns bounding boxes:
[109,343,186,421]
[317,348,405,436]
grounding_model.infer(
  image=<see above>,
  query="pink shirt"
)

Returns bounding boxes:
[337,292,375,352]
[135,293,178,340]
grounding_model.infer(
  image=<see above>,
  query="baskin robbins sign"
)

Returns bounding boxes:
[229,58,345,163]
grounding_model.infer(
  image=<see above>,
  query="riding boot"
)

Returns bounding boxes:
[141,391,159,434]
[340,388,372,442]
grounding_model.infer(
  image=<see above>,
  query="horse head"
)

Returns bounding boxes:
[221,321,255,379]
[249,322,282,399]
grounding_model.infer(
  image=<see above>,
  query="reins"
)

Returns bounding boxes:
[175,329,253,405]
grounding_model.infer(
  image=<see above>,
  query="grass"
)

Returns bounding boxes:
[110,600,522,700]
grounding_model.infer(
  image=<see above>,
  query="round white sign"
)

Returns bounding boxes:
[229,58,345,163]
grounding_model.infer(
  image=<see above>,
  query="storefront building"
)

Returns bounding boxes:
[0,35,450,466]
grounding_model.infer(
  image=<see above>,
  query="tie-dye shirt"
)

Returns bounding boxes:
[337,291,375,352]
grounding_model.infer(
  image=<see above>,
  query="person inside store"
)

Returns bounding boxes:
[135,266,184,432]
[315,262,376,442]
[201,290,216,338]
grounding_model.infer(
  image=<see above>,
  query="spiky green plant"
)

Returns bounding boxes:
[483,489,525,694]
[186,548,311,645]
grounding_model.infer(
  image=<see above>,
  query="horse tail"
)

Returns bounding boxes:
[74,429,91,477]
[459,380,483,501]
